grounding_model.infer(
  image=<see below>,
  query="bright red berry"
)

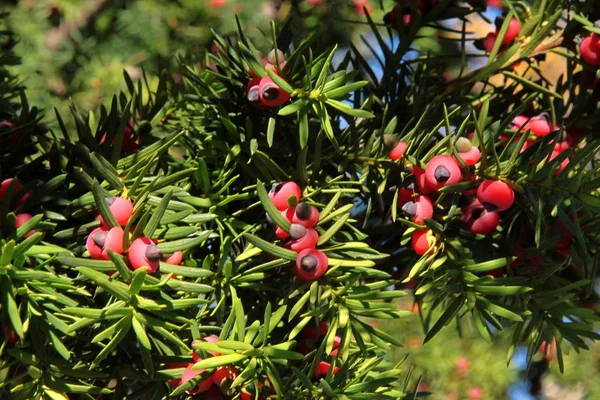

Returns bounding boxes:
[181,362,214,394]
[425,155,462,190]
[268,182,302,211]
[476,180,514,211]
[411,229,434,255]
[314,361,340,378]
[462,200,500,235]
[247,77,268,109]
[128,237,162,273]
[286,225,319,253]
[388,141,408,160]
[97,197,134,227]
[455,137,480,166]
[499,17,520,46]
[0,178,29,208]
[484,32,497,52]
[412,166,433,194]
[580,34,600,66]
[166,362,189,388]
[164,251,183,265]
[15,213,36,238]
[295,248,328,280]
[258,76,290,107]
[213,366,238,388]
[1,323,19,343]
[527,113,554,137]
[86,227,124,260]
[289,202,320,228]
[400,195,433,225]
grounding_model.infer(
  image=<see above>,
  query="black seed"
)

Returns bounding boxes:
[473,39,485,51]
[383,134,398,148]
[270,183,283,193]
[483,202,498,212]
[296,202,312,220]
[289,224,307,240]
[471,207,485,220]
[145,244,162,262]
[401,201,417,217]
[92,231,107,248]
[105,197,115,206]
[263,86,279,100]
[301,255,318,272]
[434,166,451,182]
[494,16,505,31]
[538,112,550,122]
[405,176,416,191]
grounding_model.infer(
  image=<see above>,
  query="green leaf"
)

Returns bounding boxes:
[143,190,173,238]
[156,230,212,253]
[242,233,297,261]
[424,296,464,343]
[91,181,119,228]
[192,354,247,370]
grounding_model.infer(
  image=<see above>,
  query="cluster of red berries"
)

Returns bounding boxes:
[0,178,34,238]
[385,135,516,255]
[580,33,600,66]
[247,49,290,109]
[383,0,437,27]
[297,322,341,378]
[509,113,582,175]
[266,181,329,281]
[84,197,182,273]
[483,16,521,53]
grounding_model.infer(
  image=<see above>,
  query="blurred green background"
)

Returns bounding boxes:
[2,1,599,399]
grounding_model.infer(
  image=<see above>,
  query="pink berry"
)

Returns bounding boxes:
[97,197,134,227]
[15,213,35,238]
[86,227,124,260]
[128,237,161,273]
[462,200,500,235]
[476,180,514,211]
[268,182,302,211]
[412,166,433,194]
[290,202,320,228]
[501,17,520,45]
[401,195,433,224]
[484,32,497,52]
[286,225,318,253]
[295,248,328,281]
[425,155,462,190]
[315,361,340,378]
[258,76,290,107]
[181,362,214,394]
[580,34,600,66]
[411,229,433,255]
[164,251,183,265]
[388,141,407,160]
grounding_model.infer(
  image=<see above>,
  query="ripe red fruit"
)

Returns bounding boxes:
[461,200,500,235]
[181,363,214,394]
[412,166,433,194]
[476,180,514,211]
[166,362,189,388]
[303,321,328,341]
[401,195,433,225]
[455,137,480,166]
[289,202,320,228]
[287,226,319,253]
[0,178,29,208]
[388,141,408,160]
[484,31,497,52]
[269,182,302,211]
[580,34,600,66]
[164,251,183,265]
[128,237,162,273]
[295,248,328,280]
[500,17,520,46]
[527,113,554,137]
[15,213,36,238]
[258,76,290,107]
[424,155,462,190]
[510,115,529,131]
[99,123,139,152]
[86,227,125,260]
[411,229,434,255]
[246,77,268,109]
[213,366,238,388]
[193,335,221,361]
[97,197,134,227]
[314,361,340,378]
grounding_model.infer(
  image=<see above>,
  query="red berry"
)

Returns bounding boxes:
[476,180,514,211]
[128,237,162,273]
[461,200,500,235]
[303,321,329,341]
[501,18,520,46]
[290,202,320,228]
[484,32,497,52]
[424,155,462,190]
[86,227,124,260]
[181,363,214,394]
[287,227,318,253]
[268,182,302,211]
[1,323,19,343]
[527,113,554,137]
[388,141,407,160]
[164,251,183,265]
[314,361,340,378]
[510,115,529,131]
[97,197,134,227]
[412,166,433,194]
[580,34,600,66]
[213,366,238,388]
[455,137,480,166]
[193,335,221,361]
[247,77,268,109]
[411,229,434,255]
[258,76,290,107]
[400,195,433,225]
[0,178,29,208]
[15,213,36,238]
[99,123,139,152]
[295,248,328,280]
[166,362,189,388]
[330,336,342,356]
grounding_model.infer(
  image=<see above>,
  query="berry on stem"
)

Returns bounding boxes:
[129,237,162,273]
[295,248,328,280]
[455,137,481,166]
[425,155,462,190]
[181,362,214,395]
[258,76,290,107]
[269,182,302,211]
[411,229,435,255]
[462,200,500,235]
[86,227,124,260]
[314,361,340,378]
[401,195,433,224]
[97,197,133,227]
[15,213,35,238]
[289,202,319,228]
[476,180,515,211]
[287,225,318,253]
[580,34,600,66]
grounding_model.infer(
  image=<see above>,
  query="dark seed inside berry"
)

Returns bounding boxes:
[92,231,107,248]
[471,207,485,220]
[271,183,283,193]
[145,244,163,262]
[105,197,115,206]
[262,86,280,100]
[538,112,550,122]
[400,5,411,15]
[401,201,417,217]
[405,176,416,191]
[383,134,398,149]
[301,255,318,272]
[483,202,499,212]
[434,166,451,182]
[289,224,307,240]
[296,202,312,220]
[494,16,505,31]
